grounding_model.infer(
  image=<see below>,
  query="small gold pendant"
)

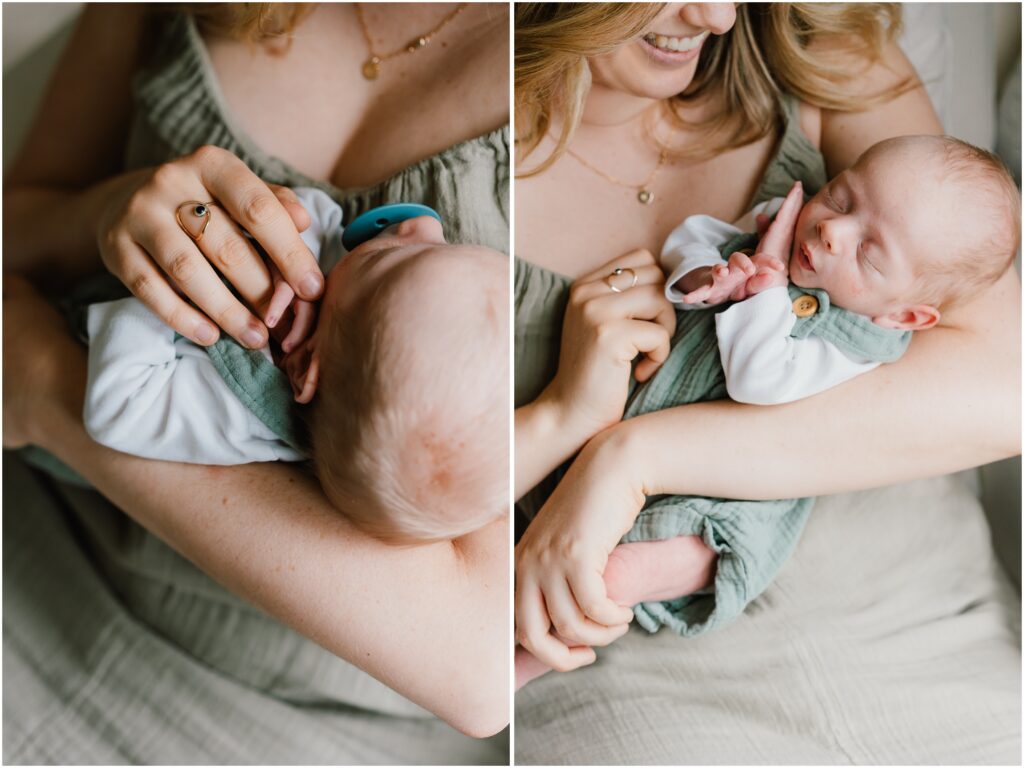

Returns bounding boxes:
[637,189,653,204]
[362,56,381,80]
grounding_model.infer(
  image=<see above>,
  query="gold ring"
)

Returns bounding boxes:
[605,267,638,294]
[176,200,215,243]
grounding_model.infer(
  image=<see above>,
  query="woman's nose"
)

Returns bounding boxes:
[679,3,737,35]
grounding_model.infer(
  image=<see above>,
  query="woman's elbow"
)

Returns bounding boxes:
[447,695,509,739]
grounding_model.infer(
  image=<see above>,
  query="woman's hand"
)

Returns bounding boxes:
[95,145,323,349]
[541,248,675,444]
[2,275,86,450]
[515,429,645,672]
[515,248,675,499]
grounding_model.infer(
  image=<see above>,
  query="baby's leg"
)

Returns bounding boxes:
[516,536,715,690]
[515,645,552,690]
[604,535,717,606]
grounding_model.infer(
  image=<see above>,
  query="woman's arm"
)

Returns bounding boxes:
[4,280,508,738]
[620,271,1020,500]
[514,250,675,499]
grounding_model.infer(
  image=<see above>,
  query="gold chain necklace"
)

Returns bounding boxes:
[355,3,468,81]
[566,146,668,205]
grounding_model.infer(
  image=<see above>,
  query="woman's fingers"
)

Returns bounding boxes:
[516,579,597,672]
[194,211,276,315]
[566,563,635,627]
[578,248,660,285]
[542,577,631,647]
[618,319,671,382]
[115,236,222,345]
[136,226,268,348]
[585,283,675,329]
[268,183,312,233]
[570,264,665,303]
[197,150,323,300]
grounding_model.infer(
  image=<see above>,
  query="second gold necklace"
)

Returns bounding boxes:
[566,146,668,205]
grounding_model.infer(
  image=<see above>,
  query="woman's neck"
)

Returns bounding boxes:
[580,82,659,128]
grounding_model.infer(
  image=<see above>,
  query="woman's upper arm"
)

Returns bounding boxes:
[818,39,943,176]
[5,3,146,188]
[47,416,509,737]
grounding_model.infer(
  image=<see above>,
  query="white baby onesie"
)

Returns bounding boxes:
[661,197,879,406]
[84,187,343,464]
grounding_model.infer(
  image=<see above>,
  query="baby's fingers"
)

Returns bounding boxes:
[681,284,713,304]
[282,300,316,353]
[264,281,295,328]
[759,181,802,256]
[727,252,756,277]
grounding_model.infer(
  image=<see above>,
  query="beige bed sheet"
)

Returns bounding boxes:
[515,474,1021,765]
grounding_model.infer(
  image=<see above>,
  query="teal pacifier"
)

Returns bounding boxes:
[342,203,443,251]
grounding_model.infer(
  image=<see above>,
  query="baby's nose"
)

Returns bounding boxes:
[817,218,853,254]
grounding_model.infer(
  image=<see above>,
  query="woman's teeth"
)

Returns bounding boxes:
[644,30,709,53]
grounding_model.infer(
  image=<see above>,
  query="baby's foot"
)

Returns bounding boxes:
[515,645,552,690]
[604,536,717,607]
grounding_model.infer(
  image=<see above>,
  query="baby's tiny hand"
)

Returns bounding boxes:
[681,251,758,305]
[743,252,788,296]
[265,261,319,353]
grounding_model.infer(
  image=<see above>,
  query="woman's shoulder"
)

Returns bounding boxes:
[804,38,943,174]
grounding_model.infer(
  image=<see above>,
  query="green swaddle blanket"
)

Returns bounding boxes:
[617,230,910,635]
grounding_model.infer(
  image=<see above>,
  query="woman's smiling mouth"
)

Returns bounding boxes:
[643,30,709,52]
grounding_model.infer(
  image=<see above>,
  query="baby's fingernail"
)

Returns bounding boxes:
[300,271,323,298]
[242,327,265,348]
[195,322,218,345]
[266,313,279,328]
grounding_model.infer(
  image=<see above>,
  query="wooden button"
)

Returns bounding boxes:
[736,247,755,256]
[792,294,819,317]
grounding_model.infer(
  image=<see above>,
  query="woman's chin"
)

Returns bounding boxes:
[611,41,703,98]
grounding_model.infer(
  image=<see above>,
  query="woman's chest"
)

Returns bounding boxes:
[515,132,776,279]
[203,6,508,188]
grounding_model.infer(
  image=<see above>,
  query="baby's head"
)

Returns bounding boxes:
[286,216,508,543]
[789,134,1020,330]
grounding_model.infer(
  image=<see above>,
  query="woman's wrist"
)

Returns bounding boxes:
[3,169,149,289]
[580,418,655,501]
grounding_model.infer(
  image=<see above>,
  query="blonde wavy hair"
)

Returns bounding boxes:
[178,3,316,43]
[516,2,914,175]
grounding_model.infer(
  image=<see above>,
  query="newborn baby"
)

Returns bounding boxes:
[85,189,508,544]
[515,135,1019,688]
[663,134,1021,403]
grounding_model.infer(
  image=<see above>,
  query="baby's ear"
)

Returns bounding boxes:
[873,304,941,331]
[282,335,321,404]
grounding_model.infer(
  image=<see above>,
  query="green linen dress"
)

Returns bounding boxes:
[3,12,508,765]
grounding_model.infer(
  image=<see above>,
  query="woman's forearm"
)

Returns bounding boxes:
[37,399,509,737]
[3,171,146,289]
[612,270,1021,500]
[515,398,593,499]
